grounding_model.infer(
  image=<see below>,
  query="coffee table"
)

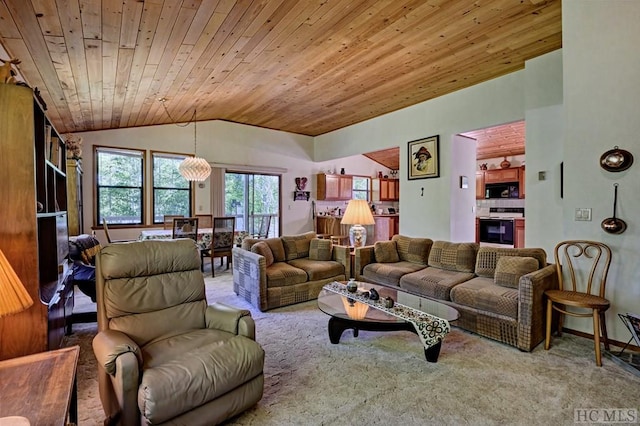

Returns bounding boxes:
[317,281,459,362]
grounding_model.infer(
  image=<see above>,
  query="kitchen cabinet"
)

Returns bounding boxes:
[317,173,353,200]
[519,165,525,199]
[475,172,485,199]
[484,168,519,184]
[373,215,399,242]
[514,219,525,248]
[0,84,72,359]
[373,178,399,201]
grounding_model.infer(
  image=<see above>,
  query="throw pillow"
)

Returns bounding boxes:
[309,238,333,261]
[374,241,400,263]
[494,256,538,288]
[251,241,274,267]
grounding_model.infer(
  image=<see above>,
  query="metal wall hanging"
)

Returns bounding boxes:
[600,146,634,172]
[601,183,627,234]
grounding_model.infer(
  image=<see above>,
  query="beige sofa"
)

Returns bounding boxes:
[233,231,351,311]
[355,235,558,351]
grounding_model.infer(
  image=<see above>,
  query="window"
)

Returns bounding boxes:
[96,147,144,225]
[225,172,280,237]
[152,152,193,223]
[352,176,370,201]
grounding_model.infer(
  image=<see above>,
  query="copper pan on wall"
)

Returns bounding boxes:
[601,183,627,234]
[600,146,634,172]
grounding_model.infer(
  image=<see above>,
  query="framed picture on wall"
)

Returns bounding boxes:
[408,135,440,180]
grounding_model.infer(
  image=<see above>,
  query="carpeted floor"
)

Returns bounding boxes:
[63,266,640,425]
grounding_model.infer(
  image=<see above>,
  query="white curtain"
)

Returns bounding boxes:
[210,166,225,217]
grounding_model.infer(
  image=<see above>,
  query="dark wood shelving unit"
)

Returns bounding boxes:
[0,84,73,360]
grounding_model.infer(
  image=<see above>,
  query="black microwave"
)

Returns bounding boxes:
[485,182,519,199]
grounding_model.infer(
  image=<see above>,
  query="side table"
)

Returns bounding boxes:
[0,346,80,425]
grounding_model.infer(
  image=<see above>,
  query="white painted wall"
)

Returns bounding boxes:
[450,134,477,242]
[560,0,640,339]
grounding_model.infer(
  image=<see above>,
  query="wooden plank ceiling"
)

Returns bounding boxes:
[0,0,561,137]
[461,120,525,161]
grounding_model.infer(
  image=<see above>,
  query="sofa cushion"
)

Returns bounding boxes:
[282,232,316,261]
[374,241,400,263]
[450,277,519,319]
[494,256,538,288]
[362,261,426,287]
[250,241,274,267]
[309,238,333,261]
[242,237,286,262]
[400,267,475,301]
[392,235,433,265]
[475,247,546,279]
[288,258,345,281]
[428,241,478,273]
[265,262,308,288]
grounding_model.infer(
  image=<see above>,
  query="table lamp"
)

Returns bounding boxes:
[341,199,375,248]
[0,249,34,318]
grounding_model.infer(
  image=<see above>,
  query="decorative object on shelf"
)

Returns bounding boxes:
[368,287,380,301]
[63,133,83,160]
[341,199,375,248]
[159,98,211,181]
[340,168,345,175]
[346,279,357,293]
[0,249,34,318]
[601,183,627,234]
[408,135,440,180]
[0,57,21,84]
[389,169,398,178]
[600,146,634,172]
[293,191,310,201]
[479,163,488,170]
[295,177,307,190]
[384,296,395,308]
[378,171,383,178]
[500,156,511,169]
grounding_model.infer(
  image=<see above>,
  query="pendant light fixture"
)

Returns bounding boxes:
[159,98,211,181]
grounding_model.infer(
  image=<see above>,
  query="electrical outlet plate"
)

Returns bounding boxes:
[575,208,592,221]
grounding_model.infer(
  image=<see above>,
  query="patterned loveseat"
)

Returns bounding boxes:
[355,236,558,351]
[233,232,351,312]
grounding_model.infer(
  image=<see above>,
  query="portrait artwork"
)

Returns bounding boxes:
[408,135,440,180]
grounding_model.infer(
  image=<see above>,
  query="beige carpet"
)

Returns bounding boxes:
[63,266,640,425]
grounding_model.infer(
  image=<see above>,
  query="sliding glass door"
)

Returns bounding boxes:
[225,172,280,237]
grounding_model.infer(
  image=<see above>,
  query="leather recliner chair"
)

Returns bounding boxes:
[92,239,265,425]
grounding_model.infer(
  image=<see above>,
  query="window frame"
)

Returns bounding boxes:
[94,145,146,227]
[352,175,371,202]
[150,150,194,225]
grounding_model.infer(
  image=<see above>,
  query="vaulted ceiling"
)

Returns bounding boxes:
[0,0,561,137]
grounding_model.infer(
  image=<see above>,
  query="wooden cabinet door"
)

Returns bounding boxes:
[515,219,525,248]
[373,216,394,242]
[475,172,485,199]
[338,175,353,200]
[380,179,390,200]
[485,168,519,183]
[519,166,525,198]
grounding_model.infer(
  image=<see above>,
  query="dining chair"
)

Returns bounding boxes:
[163,214,184,230]
[195,214,213,228]
[544,240,612,366]
[102,218,135,244]
[205,216,236,277]
[252,215,272,239]
[172,217,199,243]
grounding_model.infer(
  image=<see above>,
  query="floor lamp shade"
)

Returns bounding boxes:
[0,249,34,318]
[341,199,375,248]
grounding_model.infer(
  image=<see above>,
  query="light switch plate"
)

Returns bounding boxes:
[575,208,592,221]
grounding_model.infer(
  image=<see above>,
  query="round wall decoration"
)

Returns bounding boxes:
[599,146,634,172]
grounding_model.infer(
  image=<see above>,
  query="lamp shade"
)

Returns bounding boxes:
[0,249,33,318]
[178,156,211,181]
[340,199,375,225]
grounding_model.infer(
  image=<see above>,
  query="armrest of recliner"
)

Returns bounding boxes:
[93,329,143,375]
[205,302,256,340]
